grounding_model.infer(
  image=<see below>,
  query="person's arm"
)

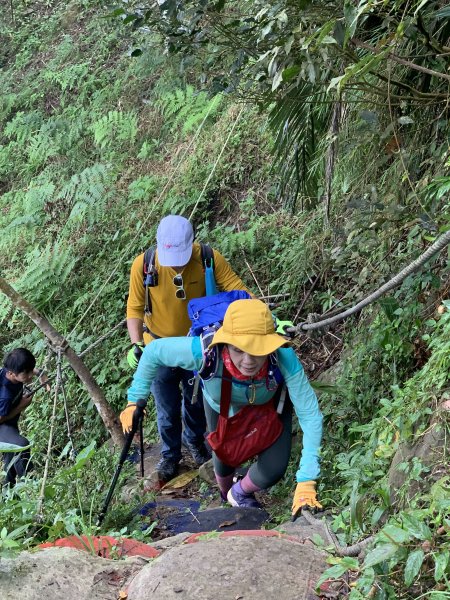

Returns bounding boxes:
[121,336,203,432]
[0,393,33,424]
[279,349,323,482]
[33,368,51,392]
[127,336,203,404]
[280,348,323,516]
[212,250,253,294]
[127,318,144,345]
[126,254,146,344]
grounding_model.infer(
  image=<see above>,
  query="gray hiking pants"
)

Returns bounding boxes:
[0,424,31,485]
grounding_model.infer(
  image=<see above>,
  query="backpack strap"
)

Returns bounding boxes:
[143,243,215,314]
[143,246,157,315]
[200,243,214,270]
[220,362,286,416]
[200,243,217,296]
[191,331,219,404]
[219,363,233,417]
[267,353,286,413]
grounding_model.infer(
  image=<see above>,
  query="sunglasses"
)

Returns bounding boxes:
[173,274,186,300]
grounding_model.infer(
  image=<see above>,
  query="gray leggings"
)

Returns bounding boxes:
[204,393,293,490]
[0,424,31,485]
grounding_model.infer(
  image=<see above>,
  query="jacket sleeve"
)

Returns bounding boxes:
[127,337,203,404]
[126,254,145,320]
[213,250,252,294]
[279,349,323,483]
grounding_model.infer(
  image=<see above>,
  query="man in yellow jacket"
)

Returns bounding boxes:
[124,215,250,481]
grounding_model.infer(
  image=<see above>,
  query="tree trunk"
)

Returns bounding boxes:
[0,277,124,447]
[322,101,343,228]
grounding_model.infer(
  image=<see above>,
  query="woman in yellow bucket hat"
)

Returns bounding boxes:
[122,299,323,516]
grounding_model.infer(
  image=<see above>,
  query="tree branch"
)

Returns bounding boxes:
[351,38,450,83]
[0,277,124,447]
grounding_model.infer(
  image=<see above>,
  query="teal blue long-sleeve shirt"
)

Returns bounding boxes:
[127,337,323,483]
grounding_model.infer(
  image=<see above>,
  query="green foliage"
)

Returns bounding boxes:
[158,85,222,135]
[16,242,77,312]
[58,163,113,227]
[91,110,138,150]
[0,525,31,558]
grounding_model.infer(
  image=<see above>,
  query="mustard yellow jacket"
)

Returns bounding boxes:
[127,242,250,342]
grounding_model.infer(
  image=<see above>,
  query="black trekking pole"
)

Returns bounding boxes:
[97,398,147,526]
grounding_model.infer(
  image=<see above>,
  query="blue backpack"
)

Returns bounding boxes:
[187,291,285,403]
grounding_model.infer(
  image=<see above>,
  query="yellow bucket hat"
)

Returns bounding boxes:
[210,299,288,356]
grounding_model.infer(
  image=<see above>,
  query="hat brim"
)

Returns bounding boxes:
[210,327,287,356]
[158,246,193,267]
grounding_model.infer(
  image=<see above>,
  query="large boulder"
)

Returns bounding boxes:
[127,531,325,600]
[0,547,145,600]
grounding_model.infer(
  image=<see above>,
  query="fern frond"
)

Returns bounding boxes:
[16,241,77,310]
[158,86,222,135]
[90,111,138,149]
[4,111,44,146]
[58,163,113,228]
[27,134,59,169]
[42,62,90,93]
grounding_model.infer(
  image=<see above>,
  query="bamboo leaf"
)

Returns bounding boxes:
[363,543,400,569]
[404,549,424,587]
[434,550,449,582]
[0,442,31,453]
[401,514,432,541]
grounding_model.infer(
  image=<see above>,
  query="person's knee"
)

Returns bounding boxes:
[17,434,29,447]
[252,458,289,489]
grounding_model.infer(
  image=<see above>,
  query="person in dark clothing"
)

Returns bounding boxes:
[0,348,47,485]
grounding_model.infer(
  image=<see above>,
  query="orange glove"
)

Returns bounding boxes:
[120,402,136,433]
[292,480,322,519]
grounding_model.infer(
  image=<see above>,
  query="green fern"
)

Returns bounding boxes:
[0,182,54,252]
[158,85,222,134]
[42,62,90,93]
[0,91,19,123]
[57,163,112,227]
[4,111,44,146]
[27,133,59,169]
[16,241,77,311]
[90,110,138,149]
[214,220,260,257]
[0,294,14,327]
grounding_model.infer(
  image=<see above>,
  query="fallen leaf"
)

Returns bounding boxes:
[118,591,128,599]
[161,470,198,490]
[219,520,237,528]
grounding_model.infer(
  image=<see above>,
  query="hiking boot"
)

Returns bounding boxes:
[227,481,262,509]
[156,457,179,482]
[182,440,212,466]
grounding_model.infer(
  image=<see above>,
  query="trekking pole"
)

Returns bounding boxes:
[139,407,145,478]
[97,398,147,525]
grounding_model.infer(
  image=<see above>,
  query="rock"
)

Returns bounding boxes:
[277,512,336,547]
[151,532,192,551]
[127,533,326,600]
[388,419,448,504]
[0,547,144,600]
[198,458,215,484]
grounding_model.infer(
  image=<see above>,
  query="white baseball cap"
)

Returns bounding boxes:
[156,215,194,266]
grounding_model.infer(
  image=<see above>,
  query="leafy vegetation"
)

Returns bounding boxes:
[0,0,449,597]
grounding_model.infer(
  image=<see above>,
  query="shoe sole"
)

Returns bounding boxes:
[227,488,239,507]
